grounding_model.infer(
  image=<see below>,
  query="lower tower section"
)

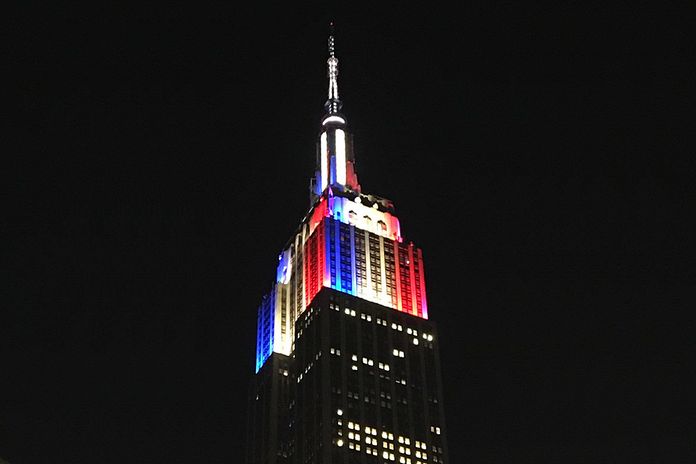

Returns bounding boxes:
[247,353,294,464]
[294,287,448,464]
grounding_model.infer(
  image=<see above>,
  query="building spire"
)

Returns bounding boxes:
[325,22,342,115]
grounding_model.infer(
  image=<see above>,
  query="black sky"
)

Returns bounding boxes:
[5,3,693,464]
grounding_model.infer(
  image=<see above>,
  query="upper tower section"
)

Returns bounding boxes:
[311,23,361,202]
[325,23,342,116]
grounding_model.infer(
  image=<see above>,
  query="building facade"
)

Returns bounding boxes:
[247,30,448,464]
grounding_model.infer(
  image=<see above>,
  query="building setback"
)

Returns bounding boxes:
[247,28,449,464]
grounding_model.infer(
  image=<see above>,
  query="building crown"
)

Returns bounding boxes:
[312,23,360,200]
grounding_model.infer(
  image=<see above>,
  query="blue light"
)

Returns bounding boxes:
[255,290,275,373]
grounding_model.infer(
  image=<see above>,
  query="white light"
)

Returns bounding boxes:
[413,338,419,345]
[336,129,346,185]
[320,132,328,192]
[322,115,346,125]
[337,409,343,416]
[337,439,344,447]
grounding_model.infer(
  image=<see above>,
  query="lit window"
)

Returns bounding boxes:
[337,409,343,416]
[336,438,344,447]
[352,354,358,361]
[393,349,399,356]
[352,365,358,371]
[413,338,419,345]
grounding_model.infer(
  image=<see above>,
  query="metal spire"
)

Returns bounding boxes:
[325,22,342,115]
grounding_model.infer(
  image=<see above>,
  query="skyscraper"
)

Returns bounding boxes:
[247,28,449,464]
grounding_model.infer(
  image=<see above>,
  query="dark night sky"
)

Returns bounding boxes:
[5,3,693,464]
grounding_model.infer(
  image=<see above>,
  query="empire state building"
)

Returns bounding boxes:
[247,28,449,464]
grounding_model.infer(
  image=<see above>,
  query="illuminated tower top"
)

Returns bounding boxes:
[256,24,429,372]
[312,24,361,200]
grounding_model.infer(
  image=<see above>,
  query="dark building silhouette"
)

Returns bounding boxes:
[247,28,449,464]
